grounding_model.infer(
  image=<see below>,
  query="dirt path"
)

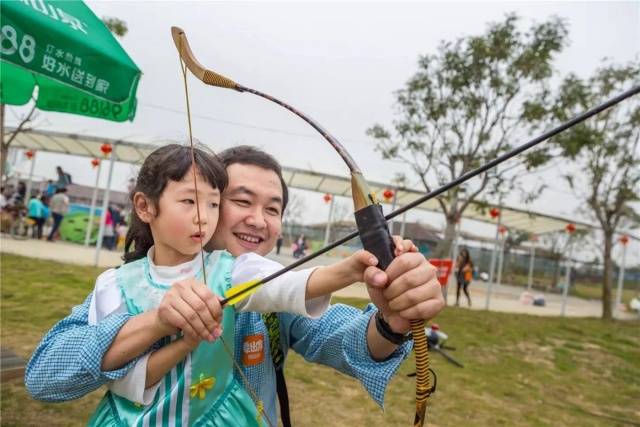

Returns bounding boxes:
[2,235,634,319]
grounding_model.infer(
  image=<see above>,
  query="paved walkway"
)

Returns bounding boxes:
[1,235,635,319]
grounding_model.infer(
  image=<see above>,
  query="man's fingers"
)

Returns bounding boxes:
[383,254,432,298]
[387,279,442,313]
[384,252,425,283]
[396,297,445,321]
[384,266,431,301]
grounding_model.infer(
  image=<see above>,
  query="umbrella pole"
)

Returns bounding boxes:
[1,103,5,186]
[85,161,102,246]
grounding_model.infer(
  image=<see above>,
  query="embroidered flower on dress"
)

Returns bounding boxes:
[190,373,215,400]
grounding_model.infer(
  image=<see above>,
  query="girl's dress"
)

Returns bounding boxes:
[87,248,327,426]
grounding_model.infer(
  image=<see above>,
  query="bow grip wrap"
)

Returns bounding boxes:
[355,203,431,427]
[354,204,395,269]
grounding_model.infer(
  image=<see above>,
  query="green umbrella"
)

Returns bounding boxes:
[0,0,141,122]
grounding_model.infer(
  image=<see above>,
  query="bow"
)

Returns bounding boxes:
[171,25,433,425]
[172,25,640,426]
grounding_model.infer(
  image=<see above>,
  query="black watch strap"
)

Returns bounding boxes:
[374,311,412,345]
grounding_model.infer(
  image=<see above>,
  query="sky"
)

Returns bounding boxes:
[6,1,640,264]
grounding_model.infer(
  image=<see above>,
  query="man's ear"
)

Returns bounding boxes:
[133,192,155,223]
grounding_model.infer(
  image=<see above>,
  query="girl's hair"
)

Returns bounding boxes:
[459,248,473,267]
[123,144,227,263]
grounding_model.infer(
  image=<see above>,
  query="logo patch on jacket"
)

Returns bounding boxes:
[242,334,265,366]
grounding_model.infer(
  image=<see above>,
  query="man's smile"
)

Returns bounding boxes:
[234,232,264,244]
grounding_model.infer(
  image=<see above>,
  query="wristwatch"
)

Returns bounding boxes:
[374,311,412,345]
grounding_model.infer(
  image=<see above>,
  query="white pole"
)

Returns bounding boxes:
[24,153,36,201]
[485,213,502,310]
[94,148,117,266]
[84,161,102,246]
[560,239,573,317]
[388,188,398,233]
[496,236,505,288]
[527,245,536,292]
[323,195,334,247]
[399,208,407,238]
[615,243,628,312]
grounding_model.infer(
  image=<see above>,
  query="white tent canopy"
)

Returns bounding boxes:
[7,127,638,239]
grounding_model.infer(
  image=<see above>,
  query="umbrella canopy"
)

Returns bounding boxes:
[0,0,141,122]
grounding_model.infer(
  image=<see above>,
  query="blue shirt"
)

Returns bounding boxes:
[26,295,412,423]
[27,198,45,218]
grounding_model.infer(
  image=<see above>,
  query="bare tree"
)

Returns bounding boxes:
[282,192,306,241]
[1,103,37,185]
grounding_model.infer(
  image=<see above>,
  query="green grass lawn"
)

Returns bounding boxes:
[1,253,639,426]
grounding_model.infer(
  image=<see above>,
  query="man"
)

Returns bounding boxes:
[207,146,443,425]
[25,146,444,425]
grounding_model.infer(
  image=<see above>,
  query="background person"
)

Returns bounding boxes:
[47,188,69,242]
[55,166,72,191]
[455,248,474,307]
[276,233,284,255]
[27,194,47,239]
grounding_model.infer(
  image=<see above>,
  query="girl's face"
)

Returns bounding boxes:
[136,166,220,266]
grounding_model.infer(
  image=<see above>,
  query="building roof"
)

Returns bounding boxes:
[8,127,638,239]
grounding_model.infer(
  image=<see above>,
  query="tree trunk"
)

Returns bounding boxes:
[433,215,456,258]
[601,231,614,320]
[0,144,7,187]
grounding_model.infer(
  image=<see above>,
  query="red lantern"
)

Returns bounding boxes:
[499,225,507,235]
[100,143,113,156]
[25,150,35,160]
[565,223,576,234]
[323,193,332,204]
[382,189,394,202]
[489,207,500,219]
[91,158,100,168]
[619,235,629,246]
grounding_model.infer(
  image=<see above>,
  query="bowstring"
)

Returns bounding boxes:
[178,51,275,427]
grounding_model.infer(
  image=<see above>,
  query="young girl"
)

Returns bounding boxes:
[86,144,380,426]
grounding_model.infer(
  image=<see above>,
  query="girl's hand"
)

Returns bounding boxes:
[156,278,223,342]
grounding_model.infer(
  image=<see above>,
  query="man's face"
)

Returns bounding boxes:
[209,163,283,257]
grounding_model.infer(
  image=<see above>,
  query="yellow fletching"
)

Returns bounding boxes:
[224,279,262,306]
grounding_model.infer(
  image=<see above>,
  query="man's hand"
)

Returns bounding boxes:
[155,278,223,342]
[364,251,444,334]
